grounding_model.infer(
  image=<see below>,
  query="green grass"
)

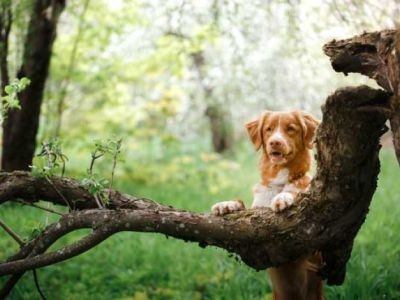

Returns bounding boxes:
[1,148,400,299]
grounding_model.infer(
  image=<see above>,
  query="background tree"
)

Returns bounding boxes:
[0,0,66,171]
[1,1,400,299]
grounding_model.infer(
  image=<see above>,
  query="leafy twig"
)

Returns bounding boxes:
[84,139,123,208]
[31,139,71,210]
[0,77,30,123]
[108,139,122,199]
[35,139,68,177]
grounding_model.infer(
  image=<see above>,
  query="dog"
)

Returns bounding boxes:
[211,110,323,300]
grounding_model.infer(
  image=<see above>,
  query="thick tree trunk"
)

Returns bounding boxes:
[165,32,234,154]
[0,85,389,287]
[205,104,233,153]
[191,51,234,154]
[1,0,65,171]
[0,29,396,297]
[323,29,400,163]
[0,1,11,94]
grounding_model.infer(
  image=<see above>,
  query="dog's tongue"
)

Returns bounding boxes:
[270,151,284,162]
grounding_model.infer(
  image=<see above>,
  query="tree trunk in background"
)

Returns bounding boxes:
[191,51,234,154]
[206,0,233,154]
[205,104,233,153]
[165,22,234,154]
[1,0,66,171]
[0,1,11,95]
[0,28,396,297]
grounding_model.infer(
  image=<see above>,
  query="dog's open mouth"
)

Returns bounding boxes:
[269,150,284,162]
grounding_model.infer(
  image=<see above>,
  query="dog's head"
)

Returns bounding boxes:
[245,111,319,164]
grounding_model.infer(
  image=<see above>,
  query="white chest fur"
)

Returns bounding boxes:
[251,168,289,208]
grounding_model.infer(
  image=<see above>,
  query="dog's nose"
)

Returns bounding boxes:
[269,140,281,147]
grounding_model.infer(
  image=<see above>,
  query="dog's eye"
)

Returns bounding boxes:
[266,127,272,132]
[287,125,296,133]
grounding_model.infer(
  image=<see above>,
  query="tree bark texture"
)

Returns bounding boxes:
[1,29,397,297]
[0,85,389,286]
[0,1,12,95]
[323,29,400,164]
[1,0,66,172]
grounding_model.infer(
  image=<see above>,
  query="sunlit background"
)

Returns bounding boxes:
[40,0,397,147]
[1,0,400,299]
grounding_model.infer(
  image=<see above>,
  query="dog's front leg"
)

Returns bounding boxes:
[271,175,311,212]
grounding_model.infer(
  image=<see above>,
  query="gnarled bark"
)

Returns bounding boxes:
[0,1,12,95]
[323,29,400,164]
[0,86,389,289]
[1,29,398,298]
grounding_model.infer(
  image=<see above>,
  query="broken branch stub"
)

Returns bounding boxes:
[323,29,400,164]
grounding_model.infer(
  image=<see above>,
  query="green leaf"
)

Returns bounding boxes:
[4,86,13,95]
[19,77,31,88]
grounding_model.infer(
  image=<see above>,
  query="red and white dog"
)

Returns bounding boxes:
[211,110,323,300]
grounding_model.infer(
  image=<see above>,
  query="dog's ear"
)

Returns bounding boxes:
[298,111,320,149]
[245,111,271,151]
[245,119,262,150]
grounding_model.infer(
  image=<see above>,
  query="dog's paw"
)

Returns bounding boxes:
[211,200,245,216]
[271,192,294,212]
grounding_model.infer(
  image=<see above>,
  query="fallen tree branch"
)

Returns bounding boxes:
[0,86,389,289]
[0,171,164,211]
[0,226,111,275]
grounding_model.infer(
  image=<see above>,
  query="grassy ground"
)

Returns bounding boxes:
[1,148,400,299]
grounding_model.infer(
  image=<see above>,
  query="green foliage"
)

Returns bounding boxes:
[81,176,109,205]
[81,138,123,207]
[1,150,400,299]
[40,1,223,145]
[27,224,45,242]
[2,1,399,299]
[0,77,30,122]
[31,138,68,177]
[125,151,240,195]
